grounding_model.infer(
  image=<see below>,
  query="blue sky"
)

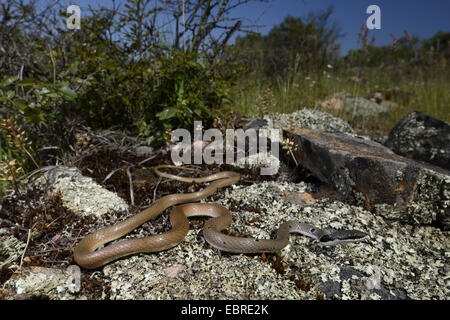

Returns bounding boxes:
[229,0,450,53]
[69,0,450,54]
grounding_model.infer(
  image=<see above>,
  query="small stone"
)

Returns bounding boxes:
[164,264,185,278]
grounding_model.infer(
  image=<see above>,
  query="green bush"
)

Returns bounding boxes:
[71,41,234,145]
[135,50,233,145]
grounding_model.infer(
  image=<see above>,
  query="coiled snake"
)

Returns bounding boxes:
[74,165,367,269]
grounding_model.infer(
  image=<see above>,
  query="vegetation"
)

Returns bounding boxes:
[231,13,449,132]
[0,0,448,195]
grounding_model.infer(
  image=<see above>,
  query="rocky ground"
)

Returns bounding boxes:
[0,107,448,300]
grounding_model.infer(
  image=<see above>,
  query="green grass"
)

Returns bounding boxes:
[228,65,449,137]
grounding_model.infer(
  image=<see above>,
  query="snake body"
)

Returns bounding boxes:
[74,165,366,269]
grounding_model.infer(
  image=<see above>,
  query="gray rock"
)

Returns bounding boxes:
[34,166,129,217]
[133,145,154,157]
[337,265,410,300]
[385,111,450,171]
[2,266,83,300]
[243,118,268,131]
[319,280,341,299]
[264,108,355,134]
[286,128,450,229]
[332,92,390,117]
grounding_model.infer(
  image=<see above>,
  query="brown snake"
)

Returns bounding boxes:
[74,165,367,269]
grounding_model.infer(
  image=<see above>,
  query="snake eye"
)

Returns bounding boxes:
[310,228,316,233]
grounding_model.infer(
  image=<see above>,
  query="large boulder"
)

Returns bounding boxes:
[385,111,450,171]
[285,128,450,229]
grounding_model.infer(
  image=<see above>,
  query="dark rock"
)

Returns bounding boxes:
[339,265,365,280]
[286,128,450,228]
[374,288,410,300]
[385,111,450,171]
[319,266,411,300]
[243,118,268,131]
[319,280,341,299]
[337,266,410,300]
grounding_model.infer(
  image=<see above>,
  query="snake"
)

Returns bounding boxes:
[73,165,367,269]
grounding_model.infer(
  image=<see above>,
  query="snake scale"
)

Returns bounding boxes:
[74,165,367,269]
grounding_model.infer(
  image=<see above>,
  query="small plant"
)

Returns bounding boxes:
[255,88,276,118]
[0,117,40,195]
[74,132,95,156]
[286,115,297,131]
[0,159,22,193]
[282,136,299,166]
[1,118,39,169]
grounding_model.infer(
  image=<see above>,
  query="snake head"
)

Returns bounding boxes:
[319,229,367,246]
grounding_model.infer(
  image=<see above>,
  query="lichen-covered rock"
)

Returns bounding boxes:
[235,152,280,173]
[103,181,317,300]
[132,145,155,157]
[13,166,446,300]
[286,128,450,229]
[101,181,448,300]
[2,266,83,300]
[35,166,129,217]
[263,108,355,134]
[385,111,450,171]
[243,118,268,131]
